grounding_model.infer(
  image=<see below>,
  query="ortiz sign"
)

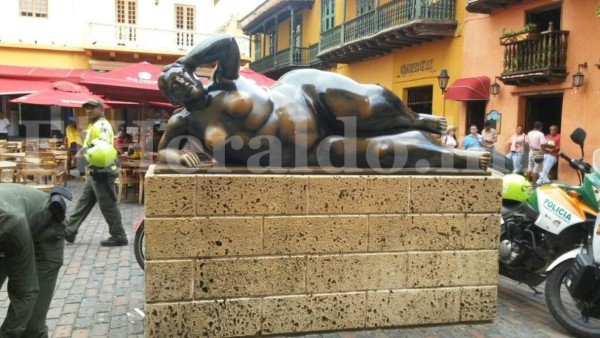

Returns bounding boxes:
[400,59,434,76]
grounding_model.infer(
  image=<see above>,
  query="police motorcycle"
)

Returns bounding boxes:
[542,145,600,337]
[499,128,600,335]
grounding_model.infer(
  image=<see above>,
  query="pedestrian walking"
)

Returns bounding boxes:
[64,99,128,247]
[0,184,72,337]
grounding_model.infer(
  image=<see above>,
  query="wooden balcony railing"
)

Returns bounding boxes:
[318,0,456,63]
[500,30,569,85]
[249,47,309,74]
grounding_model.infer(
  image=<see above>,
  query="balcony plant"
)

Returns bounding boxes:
[500,23,539,45]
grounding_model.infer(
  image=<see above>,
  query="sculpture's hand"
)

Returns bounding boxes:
[179,152,202,167]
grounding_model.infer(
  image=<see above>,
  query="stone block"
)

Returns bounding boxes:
[464,214,501,249]
[145,261,194,302]
[145,174,196,217]
[145,299,261,337]
[307,253,407,293]
[461,286,497,321]
[196,175,308,215]
[369,214,464,252]
[407,251,498,288]
[457,250,498,286]
[307,176,409,214]
[263,215,368,254]
[366,288,461,327]
[145,217,262,259]
[261,292,365,335]
[409,177,502,213]
[407,251,459,287]
[194,256,306,299]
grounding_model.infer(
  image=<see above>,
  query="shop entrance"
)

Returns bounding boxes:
[525,94,563,179]
[465,101,486,134]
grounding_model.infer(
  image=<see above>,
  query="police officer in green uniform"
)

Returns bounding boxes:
[64,99,128,247]
[0,184,72,338]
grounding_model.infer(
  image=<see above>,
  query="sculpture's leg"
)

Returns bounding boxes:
[312,131,490,170]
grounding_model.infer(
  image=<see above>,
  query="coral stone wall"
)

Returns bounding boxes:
[144,168,502,337]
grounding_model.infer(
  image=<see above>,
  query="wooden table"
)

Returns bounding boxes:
[120,160,151,204]
[0,152,26,160]
[0,160,17,183]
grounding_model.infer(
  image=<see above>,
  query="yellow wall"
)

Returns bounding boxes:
[304,2,322,46]
[277,19,291,50]
[336,0,465,128]
[0,44,89,68]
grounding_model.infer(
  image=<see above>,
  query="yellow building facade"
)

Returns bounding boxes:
[242,0,467,132]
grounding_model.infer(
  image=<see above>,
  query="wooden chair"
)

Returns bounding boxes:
[16,162,61,192]
[116,166,141,203]
[25,151,56,164]
[24,140,39,152]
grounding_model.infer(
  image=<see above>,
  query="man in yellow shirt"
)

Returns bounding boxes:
[64,118,82,172]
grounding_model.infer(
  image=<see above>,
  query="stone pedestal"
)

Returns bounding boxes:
[144,166,501,337]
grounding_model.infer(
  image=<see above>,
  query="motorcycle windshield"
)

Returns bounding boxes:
[594,148,600,175]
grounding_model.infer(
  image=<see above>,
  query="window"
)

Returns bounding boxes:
[253,35,262,60]
[321,0,335,32]
[406,86,433,115]
[176,5,196,47]
[357,0,374,15]
[19,0,48,18]
[116,0,137,43]
[268,29,276,55]
[291,15,302,62]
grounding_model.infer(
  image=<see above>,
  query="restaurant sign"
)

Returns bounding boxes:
[399,59,434,76]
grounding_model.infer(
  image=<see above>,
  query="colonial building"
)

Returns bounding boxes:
[240,0,470,130]
[0,0,252,138]
[463,0,600,183]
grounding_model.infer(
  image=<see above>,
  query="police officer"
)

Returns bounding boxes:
[0,184,72,337]
[64,99,128,246]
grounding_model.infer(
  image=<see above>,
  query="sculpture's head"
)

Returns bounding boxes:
[159,63,206,109]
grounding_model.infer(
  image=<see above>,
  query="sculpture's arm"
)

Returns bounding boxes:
[157,110,202,167]
[177,34,240,85]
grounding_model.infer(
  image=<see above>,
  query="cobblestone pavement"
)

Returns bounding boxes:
[1,179,576,337]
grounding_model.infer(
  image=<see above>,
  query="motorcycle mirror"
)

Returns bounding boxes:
[570,128,586,157]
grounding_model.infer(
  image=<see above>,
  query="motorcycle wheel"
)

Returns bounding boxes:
[545,260,600,337]
[134,221,145,271]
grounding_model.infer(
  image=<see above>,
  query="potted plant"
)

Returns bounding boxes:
[500,23,539,45]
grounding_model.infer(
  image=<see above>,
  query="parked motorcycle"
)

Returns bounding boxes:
[133,218,145,270]
[542,144,600,337]
[499,128,600,335]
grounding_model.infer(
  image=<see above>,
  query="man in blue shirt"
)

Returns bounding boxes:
[462,125,482,150]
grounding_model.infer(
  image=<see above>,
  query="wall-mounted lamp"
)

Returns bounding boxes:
[490,77,501,96]
[154,0,159,5]
[572,62,587,88]
[437,69,450,94]
[595,59,600,70]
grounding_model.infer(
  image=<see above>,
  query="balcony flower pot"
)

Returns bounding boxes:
[499,31,540,45]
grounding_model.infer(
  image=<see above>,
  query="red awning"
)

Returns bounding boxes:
[10,81,111,108]
[0,64,90,83]
[444,76,490,101]
[0,78,53,95]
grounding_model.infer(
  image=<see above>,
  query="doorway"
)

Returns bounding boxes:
[465,101,486,135]
[525,94,563,179]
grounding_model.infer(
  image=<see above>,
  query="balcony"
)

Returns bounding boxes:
[317,0,457,64]
[249,47,312,78]
[86,22,251,56]
[499,30,569,86]
[466,0,524,14]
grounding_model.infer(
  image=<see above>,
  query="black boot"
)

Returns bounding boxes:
[100,236,128,247]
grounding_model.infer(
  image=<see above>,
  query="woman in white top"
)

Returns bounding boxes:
[440,125,457,149]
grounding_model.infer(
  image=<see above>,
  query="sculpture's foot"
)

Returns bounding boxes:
[479,151,491,171]
[417,114,447,135]
[451,148,490,171]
